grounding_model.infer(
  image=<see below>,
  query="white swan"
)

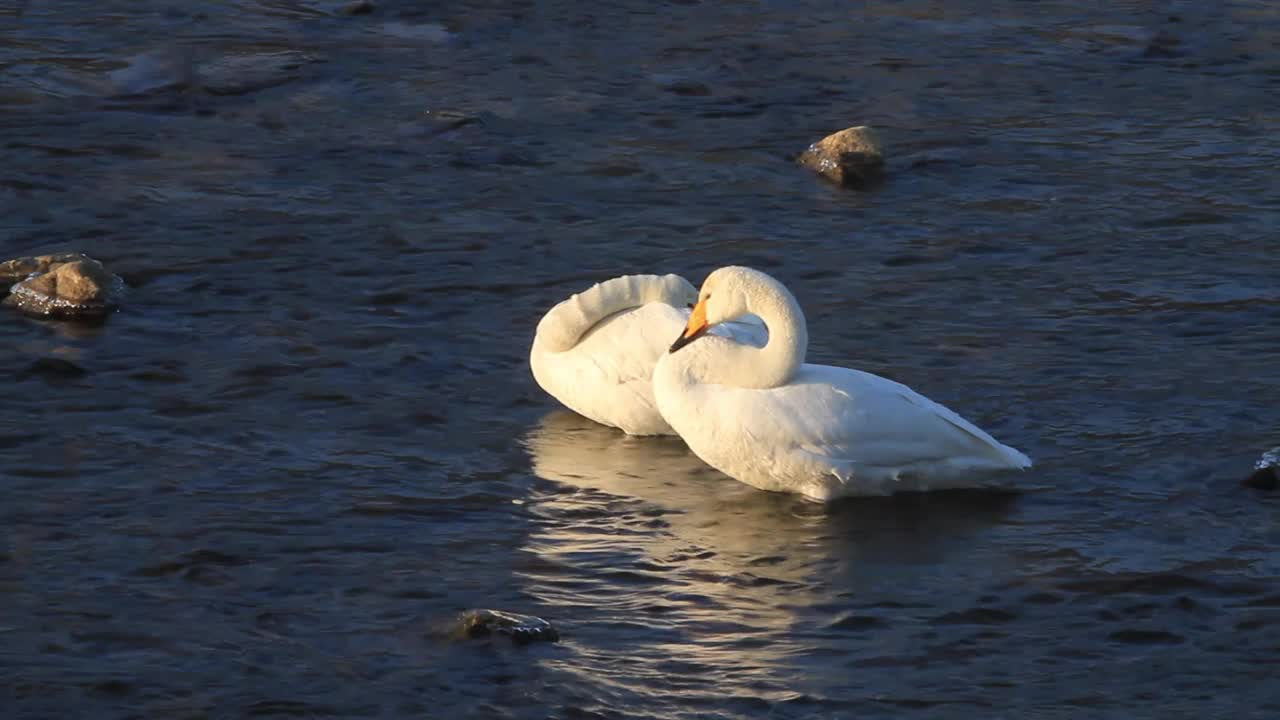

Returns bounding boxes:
[654,266,1032,501]
[531,274,766,436]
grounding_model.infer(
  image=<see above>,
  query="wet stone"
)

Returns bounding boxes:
[396,110,480,140]
[103,49,313,100]
[198,52,312,96]
[656,76,712,96]
[17,358,88,381]
[1244,447,1280,490]
[452,609,559,645]
[798,125,886,189]
[106,49,197,97]
[1142,30,1183,59]
[340,0,376,15]
[0,253,87,289]
[2,253,124,319]
[1245,467,1277,490]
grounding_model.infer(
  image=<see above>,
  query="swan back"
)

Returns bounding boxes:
[535,274,696,353]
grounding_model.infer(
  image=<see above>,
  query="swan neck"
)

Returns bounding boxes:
[743,278,807,388]
[535,274,694,352]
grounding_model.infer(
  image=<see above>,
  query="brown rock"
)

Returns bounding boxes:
[451,609,559,645]
[0,253,88,289]
[799,126,885,188]
[3,253,122,319]
[21,259,113,304]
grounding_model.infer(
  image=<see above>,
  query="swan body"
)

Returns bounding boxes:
[531,274,766,436]
[654,266,1031,501]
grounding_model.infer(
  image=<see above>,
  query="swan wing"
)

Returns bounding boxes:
[574,302,690,388]
[534,301,689,435]
[530,273,701,435]
[712,313,769,348]
[710,365,1029,491]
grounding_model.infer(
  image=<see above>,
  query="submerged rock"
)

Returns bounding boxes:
[340,0,376,15]
[199,52,312,97]
[106,48,197,97]
[1141,30,1183,59]
[102,49,314,100]
[396,109,480,140]
[2,253,123,319]
[451,609,559,645]
[798,125,886,188]
[1244,447,1280,490]
[17,357,88,382]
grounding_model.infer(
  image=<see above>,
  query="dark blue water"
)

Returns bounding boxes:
[3,1,1279,717]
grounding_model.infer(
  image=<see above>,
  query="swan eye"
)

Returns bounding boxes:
[686,303,694,310]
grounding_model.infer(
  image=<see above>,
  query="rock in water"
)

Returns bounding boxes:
[1244,447,1280,490]
[340,0,376,14]
[198,52,311,96]
[452,609,559,645]
[0,253,86,288]
[17,357,88,381]
[107,49,197,97]
[2,253,124,319]
[1142,30,1183,59]
[798,126,886,188]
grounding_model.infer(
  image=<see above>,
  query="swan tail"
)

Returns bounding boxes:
[998,444,1033,470]
[534,274,696,352]
[939,413,1032,470]
[892,386,1032,471]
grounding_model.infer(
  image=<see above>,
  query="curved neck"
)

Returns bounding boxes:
[741,276,807,388]
[678,274,807,390]
[535,274,694,352]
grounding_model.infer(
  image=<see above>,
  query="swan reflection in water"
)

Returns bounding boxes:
[519,410,1020,704]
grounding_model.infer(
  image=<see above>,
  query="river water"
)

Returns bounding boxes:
[2,1,1279,718]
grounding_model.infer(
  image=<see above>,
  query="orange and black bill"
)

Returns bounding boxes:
[669,299,709,353]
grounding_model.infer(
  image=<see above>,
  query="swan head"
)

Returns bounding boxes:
[669,266,760,353]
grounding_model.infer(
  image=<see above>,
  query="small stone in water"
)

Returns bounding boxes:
[0,253,87,290]
[107,49,197,97]
[340,0,376,15]
[17,358,88,381]
[2,253,124,320]
[661,79,712,96]
[798,125,886,189]
[198,52,310,96]
[1244,447,1280,490]
[1245,467,1277,490]
[20,260,113,305]
[453,609,559,645]
[1142,30,1183,59]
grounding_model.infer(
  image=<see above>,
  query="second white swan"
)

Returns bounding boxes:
[531,273,766,435]
[654,266,1031,501]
